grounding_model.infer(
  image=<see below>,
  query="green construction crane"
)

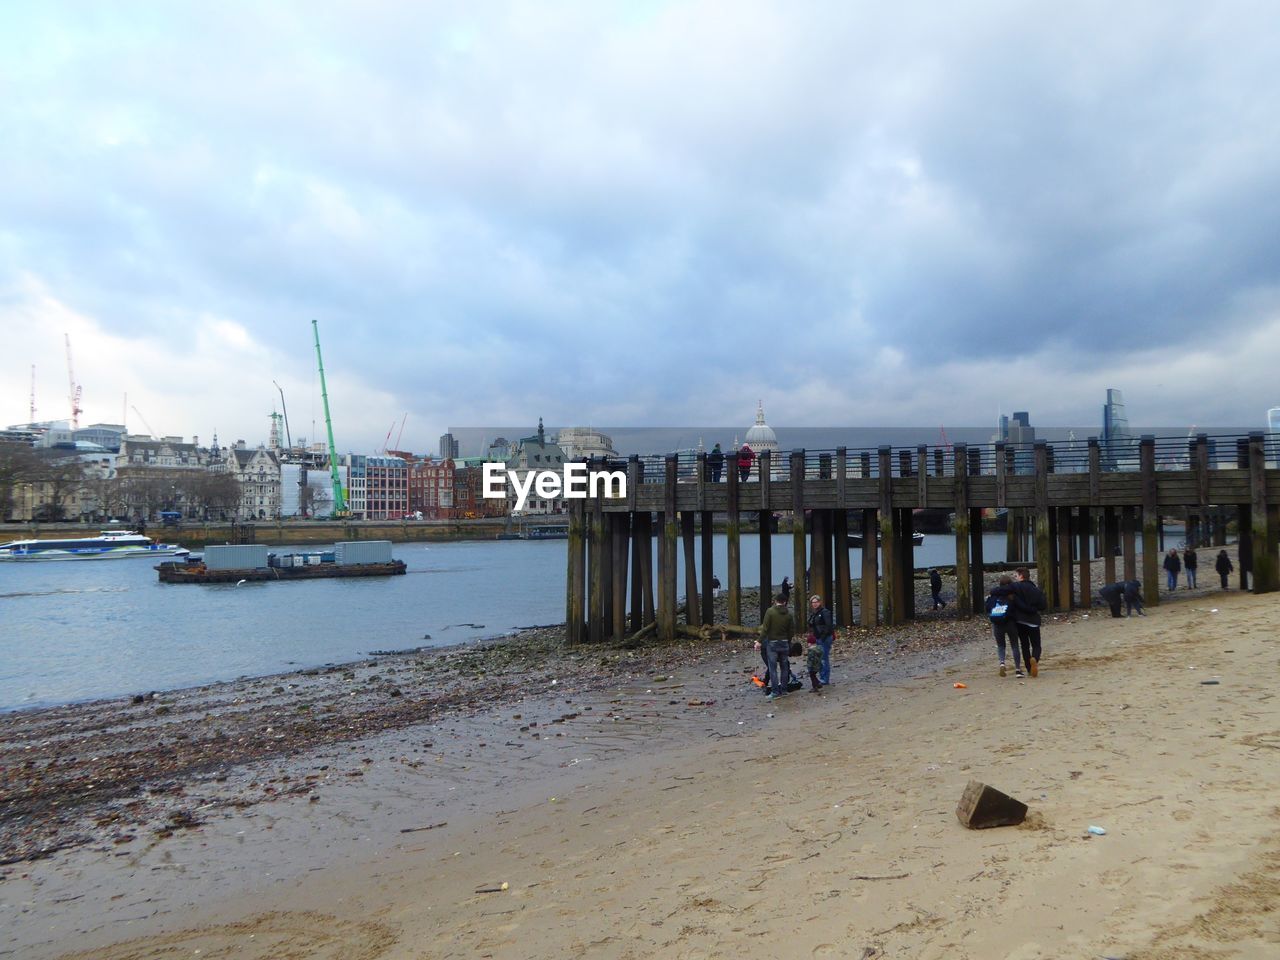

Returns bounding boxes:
[311,319,348,515]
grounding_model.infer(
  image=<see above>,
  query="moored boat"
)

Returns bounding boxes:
[0,530,189,561]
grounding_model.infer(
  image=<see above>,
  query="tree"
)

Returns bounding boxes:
[0,441,39,520]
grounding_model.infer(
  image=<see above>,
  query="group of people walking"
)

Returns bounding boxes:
[756,591,835,700]
[1161,547,1234,590]
[983,568,1048,678]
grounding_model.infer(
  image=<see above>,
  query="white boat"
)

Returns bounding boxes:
[0,530,190,561]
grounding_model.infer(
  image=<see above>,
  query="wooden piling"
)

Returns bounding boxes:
[759,508,772,619]
[589,495,605,643]
[1077,505,1091,607]
[1056,506,1073,610]
[1122,506,1137,582]
[1102,506,1117,585]
[700,510,714,626]
[953,443,972,615]
[661,457,679,640]
[1034,442,1053,601]
[878,447,898,626]
[567,497,586,645]
[682,510,700,627]
[1249,432,1278,593]
[861,508,878,627]
[726,452,742,626]
[629,512,643,633]
[1140,436,1159,606]
[612,514,629,641]
[835,449,852,627]
[791,451,807,625]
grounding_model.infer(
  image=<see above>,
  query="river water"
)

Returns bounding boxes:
[0,533,1013,711]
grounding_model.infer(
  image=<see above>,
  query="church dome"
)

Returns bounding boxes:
[743,402,777,451]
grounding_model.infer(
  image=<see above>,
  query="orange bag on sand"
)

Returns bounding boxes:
[751,676,766,687]
[953,682,967,689]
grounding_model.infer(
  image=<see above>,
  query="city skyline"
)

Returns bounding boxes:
[4,3,1280,449]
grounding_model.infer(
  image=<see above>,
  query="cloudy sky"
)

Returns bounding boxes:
[2,1,1278,452]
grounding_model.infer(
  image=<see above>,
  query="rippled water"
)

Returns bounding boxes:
[0,532,1010,711]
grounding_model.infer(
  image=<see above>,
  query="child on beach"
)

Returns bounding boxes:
[806,636,824,692]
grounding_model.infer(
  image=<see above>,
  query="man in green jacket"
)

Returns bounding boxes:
[757,593,796,700]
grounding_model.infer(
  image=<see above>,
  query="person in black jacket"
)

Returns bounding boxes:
[1122,579,1145,616]
[929,568,945,610]
[1163,549,1182,591]
[807,594,835,685]
[707,443,724,483]
[1098,582,1124,618]
[1184,547,1198,589]
[1215,549,1233,589]
[1009,567,1047,677]
[985,576,1022,676]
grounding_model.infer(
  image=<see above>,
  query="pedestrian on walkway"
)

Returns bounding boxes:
[738,443,755,482]
[1184,547,1198,589]
[1215,550,1233,589]
[807,594,834,686]
[708,443,724,483]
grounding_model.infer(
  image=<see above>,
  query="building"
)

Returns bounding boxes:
[503,419,568,515]
[407,457,455,519]
[439,432,460,459]
[1101,389,1137,471]
[222,446,282,520]
[992,411,1036,474]
[341,454,367,518]
[280,462,338,518]
[556,427,617,461]
[453,461,511,519]
[363,456,409,520]
[1269,407,1280,468]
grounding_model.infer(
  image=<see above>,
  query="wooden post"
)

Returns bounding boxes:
[600,499,613,634]
[1102,507,1117,585]
[1140,436,1159,606]
[899,507,915,619]
[953,443,971,615]
[811,509,828,607]
[758,508,772,621]
[968,447,984,606]
[567,497,586,645]
[662,457,679,639]
[1122,506,1137,582]
[727,452,742,626]
[933,447,945,478]
[791,451,807,626]
[701,510,715,626]
[682,510,700,627]
[759,450,772,512]
[1056,506,1073,610]
[1077,505,1091,608]
[834,509,851,627]
[1196,434,1210,546]
[630,512,643,633]
[612,514,629,641]
[1034,442,1053,602]
[1249,432,1278,593]
[1237,439,1252,591]
[917,444,929,507]
[861,507,878,626]
[879,447,898,625]
[589,495,605,643]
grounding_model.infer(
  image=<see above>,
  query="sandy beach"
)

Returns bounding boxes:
[3,582,1278,959]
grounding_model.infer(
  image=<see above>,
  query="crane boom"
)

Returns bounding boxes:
[65,333,83,429]
[311,319,347,514]
[273,380,293,451]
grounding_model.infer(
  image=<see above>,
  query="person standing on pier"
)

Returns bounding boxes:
[1215,549,1233,589]
[1163,549,1182,591]
[757,593,796,700]
[1184,547,1198,589]
[807,594,834,685]
[738,443,755,482]
[708,443,724,483]
[1010,567,1047,677]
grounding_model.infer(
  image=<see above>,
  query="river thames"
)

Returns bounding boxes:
[0,533,1017,711]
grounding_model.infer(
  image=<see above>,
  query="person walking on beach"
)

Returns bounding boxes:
[1098,582,1125,618]
[929,568,945,610]
[1009,567,1047,677]
[1164,549,1182,591]
[708,443,724,483]
[757,593,796,700]
[711,575,721,598]
[738,443,755,482]
[1122,579,1145,616]
[807,594,834,686]
[985,576,1023,676]
[1184,547,1198,589]
[780,576,791,605]
[1216,549,1234,589]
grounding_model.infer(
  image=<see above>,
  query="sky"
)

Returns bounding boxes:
[2,1,1279,454]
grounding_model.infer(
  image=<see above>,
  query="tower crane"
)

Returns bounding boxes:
[312,319,348,515]
[29,365,36,423]
[273,381,294,452]
[65,334,83,429]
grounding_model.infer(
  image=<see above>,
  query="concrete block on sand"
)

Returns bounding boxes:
[956,779,1028,829]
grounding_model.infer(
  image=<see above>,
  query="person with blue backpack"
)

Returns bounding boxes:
[985,576,1023,677]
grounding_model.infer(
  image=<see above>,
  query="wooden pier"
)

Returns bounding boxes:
[565,432,1280,643]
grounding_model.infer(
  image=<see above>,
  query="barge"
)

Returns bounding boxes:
[157,540,405,584]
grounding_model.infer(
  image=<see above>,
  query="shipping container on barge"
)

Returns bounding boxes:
[157,541,405,583]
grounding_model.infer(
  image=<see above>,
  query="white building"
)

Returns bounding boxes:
[504,419,568,515]
[555,427,617,461]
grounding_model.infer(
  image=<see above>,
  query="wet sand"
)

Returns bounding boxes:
[4,582,1278,958]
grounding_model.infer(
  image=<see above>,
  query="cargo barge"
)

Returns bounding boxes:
[157,541,406,584]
